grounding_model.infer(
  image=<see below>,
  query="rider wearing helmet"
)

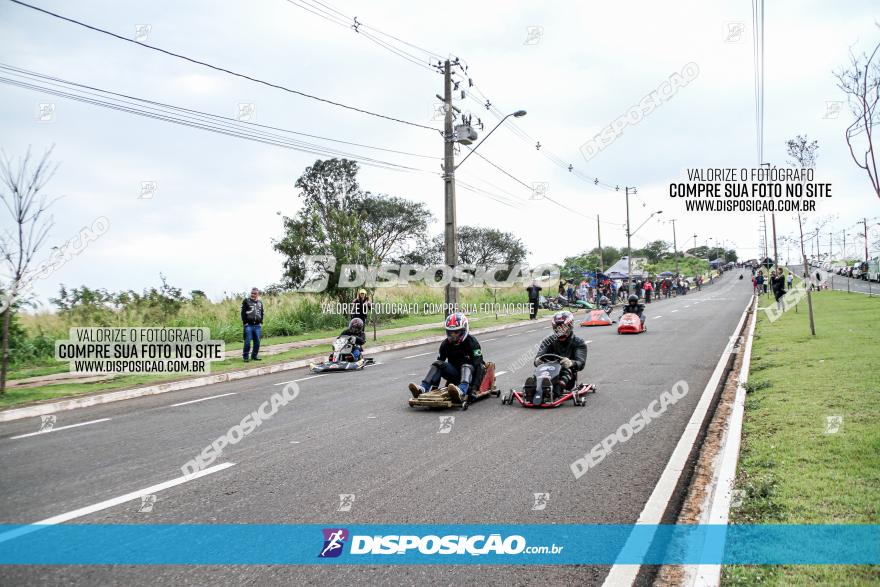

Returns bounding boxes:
[409,312,485,402]
[525,311,587,401]
[340,317,366,360]
[622,294,646,325]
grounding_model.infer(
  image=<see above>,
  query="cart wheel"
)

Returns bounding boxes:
[462,401,469,411]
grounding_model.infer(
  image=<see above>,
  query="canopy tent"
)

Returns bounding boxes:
[605,256,648,279]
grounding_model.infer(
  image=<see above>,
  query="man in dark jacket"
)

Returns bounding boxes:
[526,281,542,320]
[241,287,264,362]
[526,311,587,401]
[771,268,787,311]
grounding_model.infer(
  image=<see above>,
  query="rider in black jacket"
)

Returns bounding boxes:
[526,311,587,400]
[621,294,646,325]
[339,317,366,360]
[409,312,485,402]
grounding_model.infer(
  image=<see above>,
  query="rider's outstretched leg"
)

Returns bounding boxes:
[409,360,445,398]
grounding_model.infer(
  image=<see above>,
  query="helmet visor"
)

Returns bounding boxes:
[446,329,466,344]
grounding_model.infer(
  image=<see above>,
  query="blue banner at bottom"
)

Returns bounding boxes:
[0,524,876,565]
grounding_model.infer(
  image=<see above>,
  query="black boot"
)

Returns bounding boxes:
[523,376,537,403]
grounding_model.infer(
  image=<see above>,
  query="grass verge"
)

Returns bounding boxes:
[0,310,542,409]
[723,291,880,586]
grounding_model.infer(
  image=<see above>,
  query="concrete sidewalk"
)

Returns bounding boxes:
[5,313,528,390]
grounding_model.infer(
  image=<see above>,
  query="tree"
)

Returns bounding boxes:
[0,146,58,394]
[275,158,432,300]
[786,134,819,336]
[835,32,880,200]
[392,234,443,266]
[634,240,671,263]
[457,226,527,267]
[355,194,432,263]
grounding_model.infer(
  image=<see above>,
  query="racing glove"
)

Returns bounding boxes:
[560,358,573,369]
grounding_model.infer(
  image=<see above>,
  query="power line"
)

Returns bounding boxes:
[0,65,431,172]
[283,0,438,72]
[8,0,438,132]
[1,64,438,160]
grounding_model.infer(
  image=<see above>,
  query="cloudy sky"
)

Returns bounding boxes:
[1,0,878,305]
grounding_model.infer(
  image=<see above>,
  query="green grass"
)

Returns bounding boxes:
[0,308,546,408]
[723,291,880,586]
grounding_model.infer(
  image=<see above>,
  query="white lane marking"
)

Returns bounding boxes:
[274,374,326,386]
[506,333,522,337]
[585,340,593,344]
[403,352,431,359]
[671,310,679,313]
[10,418,111,440]
[525,329,538,333]
[655,316,663,319]
[290,441,301,444]
[170,393,237,407]
[366,362,382,367]
[0,462,236,544]
[685,305,691,308]
[482,338,498,342]
[495,371,508,377]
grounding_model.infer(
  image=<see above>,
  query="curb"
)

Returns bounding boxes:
[0,318,537,423]
[686,297,758,587]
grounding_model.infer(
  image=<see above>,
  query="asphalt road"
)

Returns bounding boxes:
[789,264,878,296]
[0,275,752,586]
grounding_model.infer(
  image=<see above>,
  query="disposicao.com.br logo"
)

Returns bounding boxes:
[319,529,563,557]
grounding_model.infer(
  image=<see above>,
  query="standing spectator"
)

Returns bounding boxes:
[576,280,588,302]
[558,280,566,298]
[526,281,542,320]
[352,288,371,325]
[787,272,793,290]
[751,273,758,294]
[755,271,765,295]
[771,268,786,311]
[644,279,654,303]
[610,280,618,304]
[566,280,575,303]
[241,287,264,362]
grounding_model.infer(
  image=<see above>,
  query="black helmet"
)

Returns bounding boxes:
[551,311,574,340]
[348,317,364,333]
[628,294,639,305]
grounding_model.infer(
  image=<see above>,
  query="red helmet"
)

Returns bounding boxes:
[444,312,469,345]
[552,311,574,340]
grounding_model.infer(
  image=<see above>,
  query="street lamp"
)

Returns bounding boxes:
[624,187,662,291]
[443,108,526,312]
[454,110,526,170]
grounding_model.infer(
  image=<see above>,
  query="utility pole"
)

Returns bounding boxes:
[671,219,679,276]
[597,215,603,273]
[442,59,457,314]
[625,187,633,288]
[771,213,779,269]
[842,230,846,260]
[863,218,869,262]
[829,231,833,263]
[762,214,769,260]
